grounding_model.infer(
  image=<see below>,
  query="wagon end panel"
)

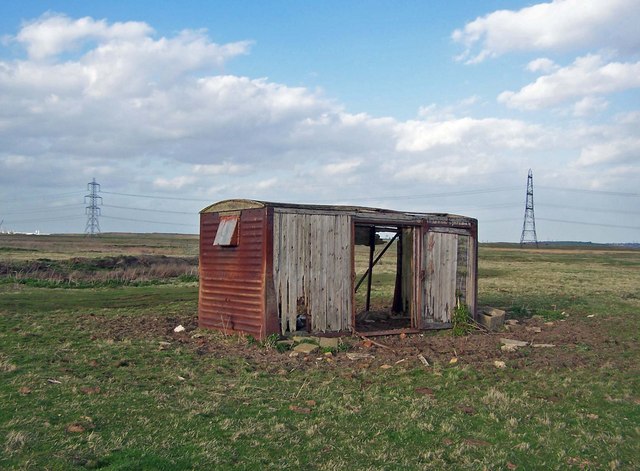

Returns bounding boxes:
[198,208,268,339]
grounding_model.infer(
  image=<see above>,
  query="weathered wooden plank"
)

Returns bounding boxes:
[441,234,458,322]
[340,215,351,331]
[414,227,422,327]
[321,215,330,332]
[326,215,336,331]
[273,213,284,334]
[288,214,300,330]
[401,229,412,315]
[308,216,318,331]
[315,216,327,331]
[466,235,476,317]
[426,227,472,236]
[272,212,353,334]
[336,215,349,331]
[423,231,458,324]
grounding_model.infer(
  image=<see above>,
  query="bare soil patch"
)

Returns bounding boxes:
[83,311,636,374]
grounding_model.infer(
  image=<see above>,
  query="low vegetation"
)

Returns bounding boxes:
[0,234,638,469]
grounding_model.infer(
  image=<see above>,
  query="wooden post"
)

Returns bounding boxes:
[365,226,375,312]
[392,230,402,313]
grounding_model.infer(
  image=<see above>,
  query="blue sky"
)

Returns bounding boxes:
[0,0,639,242]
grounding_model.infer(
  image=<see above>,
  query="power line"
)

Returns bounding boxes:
[537,185,639,197]
[482,218,520,223]
[312,186,521,203]
[538,203,640,216]
[0,191,85,203]
[102,204,195,215]
[101,215,196,227]
[2,216,85,224]
[101,190,211,202]
[0,204,84,216]
[538,218,640,230]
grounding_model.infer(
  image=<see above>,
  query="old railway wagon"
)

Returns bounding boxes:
[199,199,478,339]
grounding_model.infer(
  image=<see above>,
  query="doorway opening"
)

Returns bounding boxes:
[354,224,414,333]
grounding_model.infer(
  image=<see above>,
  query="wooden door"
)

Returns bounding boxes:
[422,231,458,326]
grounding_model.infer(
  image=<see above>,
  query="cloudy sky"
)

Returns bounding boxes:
[0,0,638,242]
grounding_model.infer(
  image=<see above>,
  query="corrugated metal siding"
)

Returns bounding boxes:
[199,208,266,338]
[273,211,352,334]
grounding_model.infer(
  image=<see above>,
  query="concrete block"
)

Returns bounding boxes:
[293,343,319,354]
[479,306,506,331]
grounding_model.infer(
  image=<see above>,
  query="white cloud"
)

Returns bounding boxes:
[1,154,33,169]
[498,55,640,110]
[192,162,252,175]
[453,0,640,63]
[573,96,608,117]
[526,58,558,73]
[575,137,640,167]
[321,159,362,176]
[417,96,480,121]
[153,176,197,190]
[395,117,544,152]
[16,13,153,60]
[256,177,278,190]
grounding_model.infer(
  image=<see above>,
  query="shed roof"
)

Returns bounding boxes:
[200,199,475,225]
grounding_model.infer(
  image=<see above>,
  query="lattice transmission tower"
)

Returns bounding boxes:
[84,178,102,236]
[520,169,538,247]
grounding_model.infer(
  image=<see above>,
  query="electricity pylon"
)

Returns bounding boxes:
[84,178,102,236]
[520,169,538,247]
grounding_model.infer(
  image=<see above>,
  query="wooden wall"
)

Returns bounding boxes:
[272,211,352,334]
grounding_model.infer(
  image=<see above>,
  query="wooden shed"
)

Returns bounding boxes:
[199,199,478,339]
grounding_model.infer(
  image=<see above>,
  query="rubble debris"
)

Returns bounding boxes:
[293,343,319,354]
[478,307,506,331]
[417,354,430,367]
[346,352,374,361]
[501,344,519,352]
[500,338,528,347]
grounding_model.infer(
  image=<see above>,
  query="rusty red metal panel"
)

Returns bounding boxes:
[198,207,267,339]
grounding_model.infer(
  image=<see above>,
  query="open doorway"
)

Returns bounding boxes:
[353,224,414,333]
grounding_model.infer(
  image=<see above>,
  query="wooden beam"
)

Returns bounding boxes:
[365,227,375,312]
[392,232,403,313]
[355,231,399,292]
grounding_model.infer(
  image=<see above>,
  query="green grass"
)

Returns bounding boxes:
[1,238,639,469]
[0,284,198,313]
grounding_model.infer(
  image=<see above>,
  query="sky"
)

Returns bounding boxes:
[0,0,638,242]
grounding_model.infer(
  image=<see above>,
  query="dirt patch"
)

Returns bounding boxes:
[83,311,637,374]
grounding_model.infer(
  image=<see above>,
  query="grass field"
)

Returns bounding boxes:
[1,234,639,470]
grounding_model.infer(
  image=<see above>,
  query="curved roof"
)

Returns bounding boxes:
[200,199,266,213]
[200,199,474,224]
